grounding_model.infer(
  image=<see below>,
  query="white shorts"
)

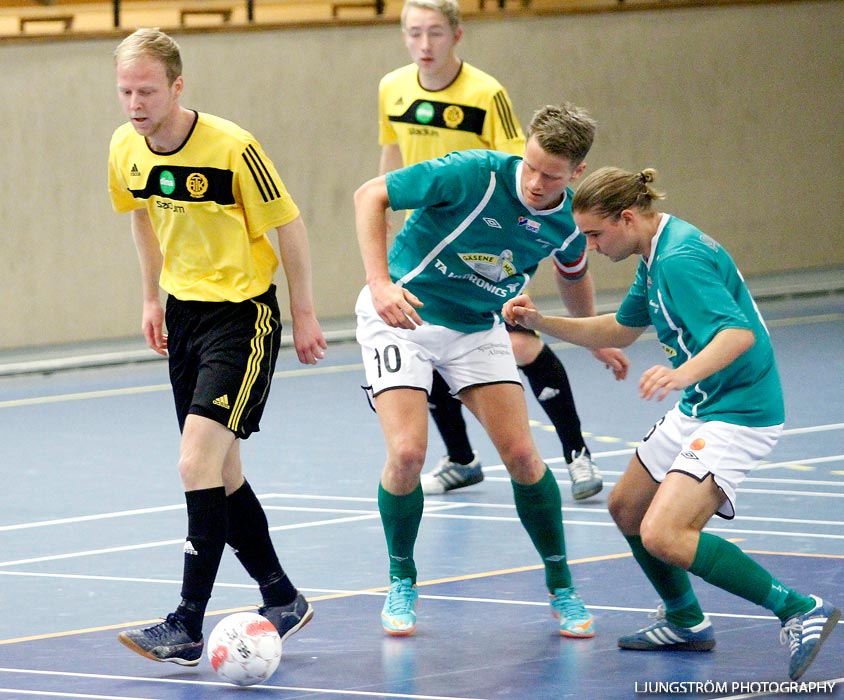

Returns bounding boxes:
[355,286,522,398]
[636,405,783,520]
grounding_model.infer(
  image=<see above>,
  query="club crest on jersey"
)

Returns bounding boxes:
[443,105,465,129]
[186,172,209,199]
[518,216,541,234]
[459,250,516,282]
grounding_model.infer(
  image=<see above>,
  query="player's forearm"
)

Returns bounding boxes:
[276,216,318,317]
[354,178,393,288]
[537,312,639,349]
[130,212,163,303]
[556,272,597,318]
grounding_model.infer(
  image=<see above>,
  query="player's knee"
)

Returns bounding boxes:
[387,440,427,472]
[639,516,684,567]
[501,443,543,481]
[510,332,542,366]
[177,453,209,489]
[608,486,639,535]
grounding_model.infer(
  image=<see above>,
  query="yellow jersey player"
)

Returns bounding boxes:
[109,28,326,667]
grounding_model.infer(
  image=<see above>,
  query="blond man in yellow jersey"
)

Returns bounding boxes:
[108,28,326,667]
[378,0,622,499]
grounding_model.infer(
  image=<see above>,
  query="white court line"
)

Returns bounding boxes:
[781,423,844,435]
[0,668,487,700]
[4,451,843,534]
[0,505,186,533]
[0,502,465,568]
[757,455,844,470]
[1,504,841,570]
[0,689,161,700]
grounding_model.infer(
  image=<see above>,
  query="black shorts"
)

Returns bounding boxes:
[165,285,281,439]
[504,321,539,337]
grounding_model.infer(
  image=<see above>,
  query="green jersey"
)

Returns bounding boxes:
[616,214,784,426]
[385,149,587,333]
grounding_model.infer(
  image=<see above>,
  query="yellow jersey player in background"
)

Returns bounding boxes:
[378,0,626,499]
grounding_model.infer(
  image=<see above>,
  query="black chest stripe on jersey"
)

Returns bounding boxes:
[389,100,486,135]
[493,91,519,140]
[242,145,281,203]
[130,166,235,205]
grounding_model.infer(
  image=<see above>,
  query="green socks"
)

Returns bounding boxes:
[512,467,571,591]
[626,535,704,627]
[689,532,814,621]
[378,482,424,582]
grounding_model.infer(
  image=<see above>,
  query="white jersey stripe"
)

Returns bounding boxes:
[396,172,498,288]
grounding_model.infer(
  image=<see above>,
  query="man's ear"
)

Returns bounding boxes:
[570,161,587,182]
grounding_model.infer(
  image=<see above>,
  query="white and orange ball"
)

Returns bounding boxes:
[207,612,282,686]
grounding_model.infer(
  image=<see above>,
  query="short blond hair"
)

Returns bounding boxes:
[526,103,596,166]
[114,28,182,85]
[401,0,461,32]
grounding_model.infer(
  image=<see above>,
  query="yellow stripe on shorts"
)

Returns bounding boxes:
[229,301,273,431]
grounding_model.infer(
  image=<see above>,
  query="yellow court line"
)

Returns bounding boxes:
[742,549,844,559]
[0,551,631,646]
[2,544,840,646]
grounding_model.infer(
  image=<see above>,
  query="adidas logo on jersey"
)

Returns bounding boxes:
[130,163,141,177]
[394,97,404,106]
[183,540,198,556]
[213,395,230,409]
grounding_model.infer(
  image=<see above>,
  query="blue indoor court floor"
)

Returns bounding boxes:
[1,290,842,700]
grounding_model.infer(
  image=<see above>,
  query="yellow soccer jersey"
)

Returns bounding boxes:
[108,111,300,303]
[379,62,525,165]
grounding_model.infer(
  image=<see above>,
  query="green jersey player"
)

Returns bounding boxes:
[354,103,627,639]
[503,166,839,681]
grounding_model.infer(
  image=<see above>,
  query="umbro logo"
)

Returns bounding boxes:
[183,540,198,556]
[483,217,502,228]
[213,394,230,409]
[130,164,141,177]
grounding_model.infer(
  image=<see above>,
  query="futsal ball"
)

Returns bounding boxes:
[207,612,282,686]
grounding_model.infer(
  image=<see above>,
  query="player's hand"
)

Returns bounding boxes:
[591,347,630,381]
[639,364,685,401]
[292,312,327,365]
[370,281,423,330]
[502,294,542,329]
[141,300,168,356]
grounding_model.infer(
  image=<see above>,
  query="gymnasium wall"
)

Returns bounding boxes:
[1,0,841,349]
